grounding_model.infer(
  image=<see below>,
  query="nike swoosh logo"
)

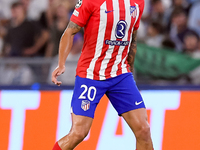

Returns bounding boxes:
[105,10,114,13]
[135,101,143,105]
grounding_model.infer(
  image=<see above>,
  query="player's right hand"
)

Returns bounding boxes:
[52,66,65,86]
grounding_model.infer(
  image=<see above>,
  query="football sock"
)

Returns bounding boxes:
[52,142,62,150]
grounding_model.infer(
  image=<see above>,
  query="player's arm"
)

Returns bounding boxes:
[127,30,137,73]
[52,21,82,86]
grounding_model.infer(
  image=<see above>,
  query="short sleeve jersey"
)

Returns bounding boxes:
[71,0,144,80]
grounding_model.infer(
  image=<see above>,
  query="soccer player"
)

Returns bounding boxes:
[52,0,154,149]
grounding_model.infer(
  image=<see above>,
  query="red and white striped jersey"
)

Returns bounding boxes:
[71,0,144,80]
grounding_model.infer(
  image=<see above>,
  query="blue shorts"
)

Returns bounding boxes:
[71,73,145,118]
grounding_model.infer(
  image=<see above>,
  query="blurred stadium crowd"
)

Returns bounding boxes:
[0,0,200,85]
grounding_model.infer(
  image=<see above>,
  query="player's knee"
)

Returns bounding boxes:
[135,123,151,142]
[70,128,89,142]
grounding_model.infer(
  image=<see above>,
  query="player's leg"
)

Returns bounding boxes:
[121,108,153,150]
[106,73,153,150]
[52,76,107,150]
[53,113,93,150]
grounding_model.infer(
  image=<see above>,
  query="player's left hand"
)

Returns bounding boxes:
[52,66,65,86]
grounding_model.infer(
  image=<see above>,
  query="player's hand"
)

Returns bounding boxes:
[52,66,65,86]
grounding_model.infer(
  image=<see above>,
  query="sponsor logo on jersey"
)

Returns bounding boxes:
[115,20,127,39]
[105,40,129,46]
[81,100,90,111]
[75,0,82,8]
[105,20,129,46]
[130,6,137,18]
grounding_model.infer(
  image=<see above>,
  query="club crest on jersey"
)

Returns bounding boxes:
[75,0,82,8]
[81,100,90,111]
[130,6,137,18]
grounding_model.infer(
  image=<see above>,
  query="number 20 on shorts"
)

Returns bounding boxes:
[78,85,97,101]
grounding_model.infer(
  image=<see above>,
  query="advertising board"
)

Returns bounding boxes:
[0,90,200,150]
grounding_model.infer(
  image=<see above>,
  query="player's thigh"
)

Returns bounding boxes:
[106,73,145,116]
[71,76,107,118]
[121,108,149,133]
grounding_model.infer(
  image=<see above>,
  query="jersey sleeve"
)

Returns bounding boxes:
[134,1,144,31]
[70,0,93,27]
